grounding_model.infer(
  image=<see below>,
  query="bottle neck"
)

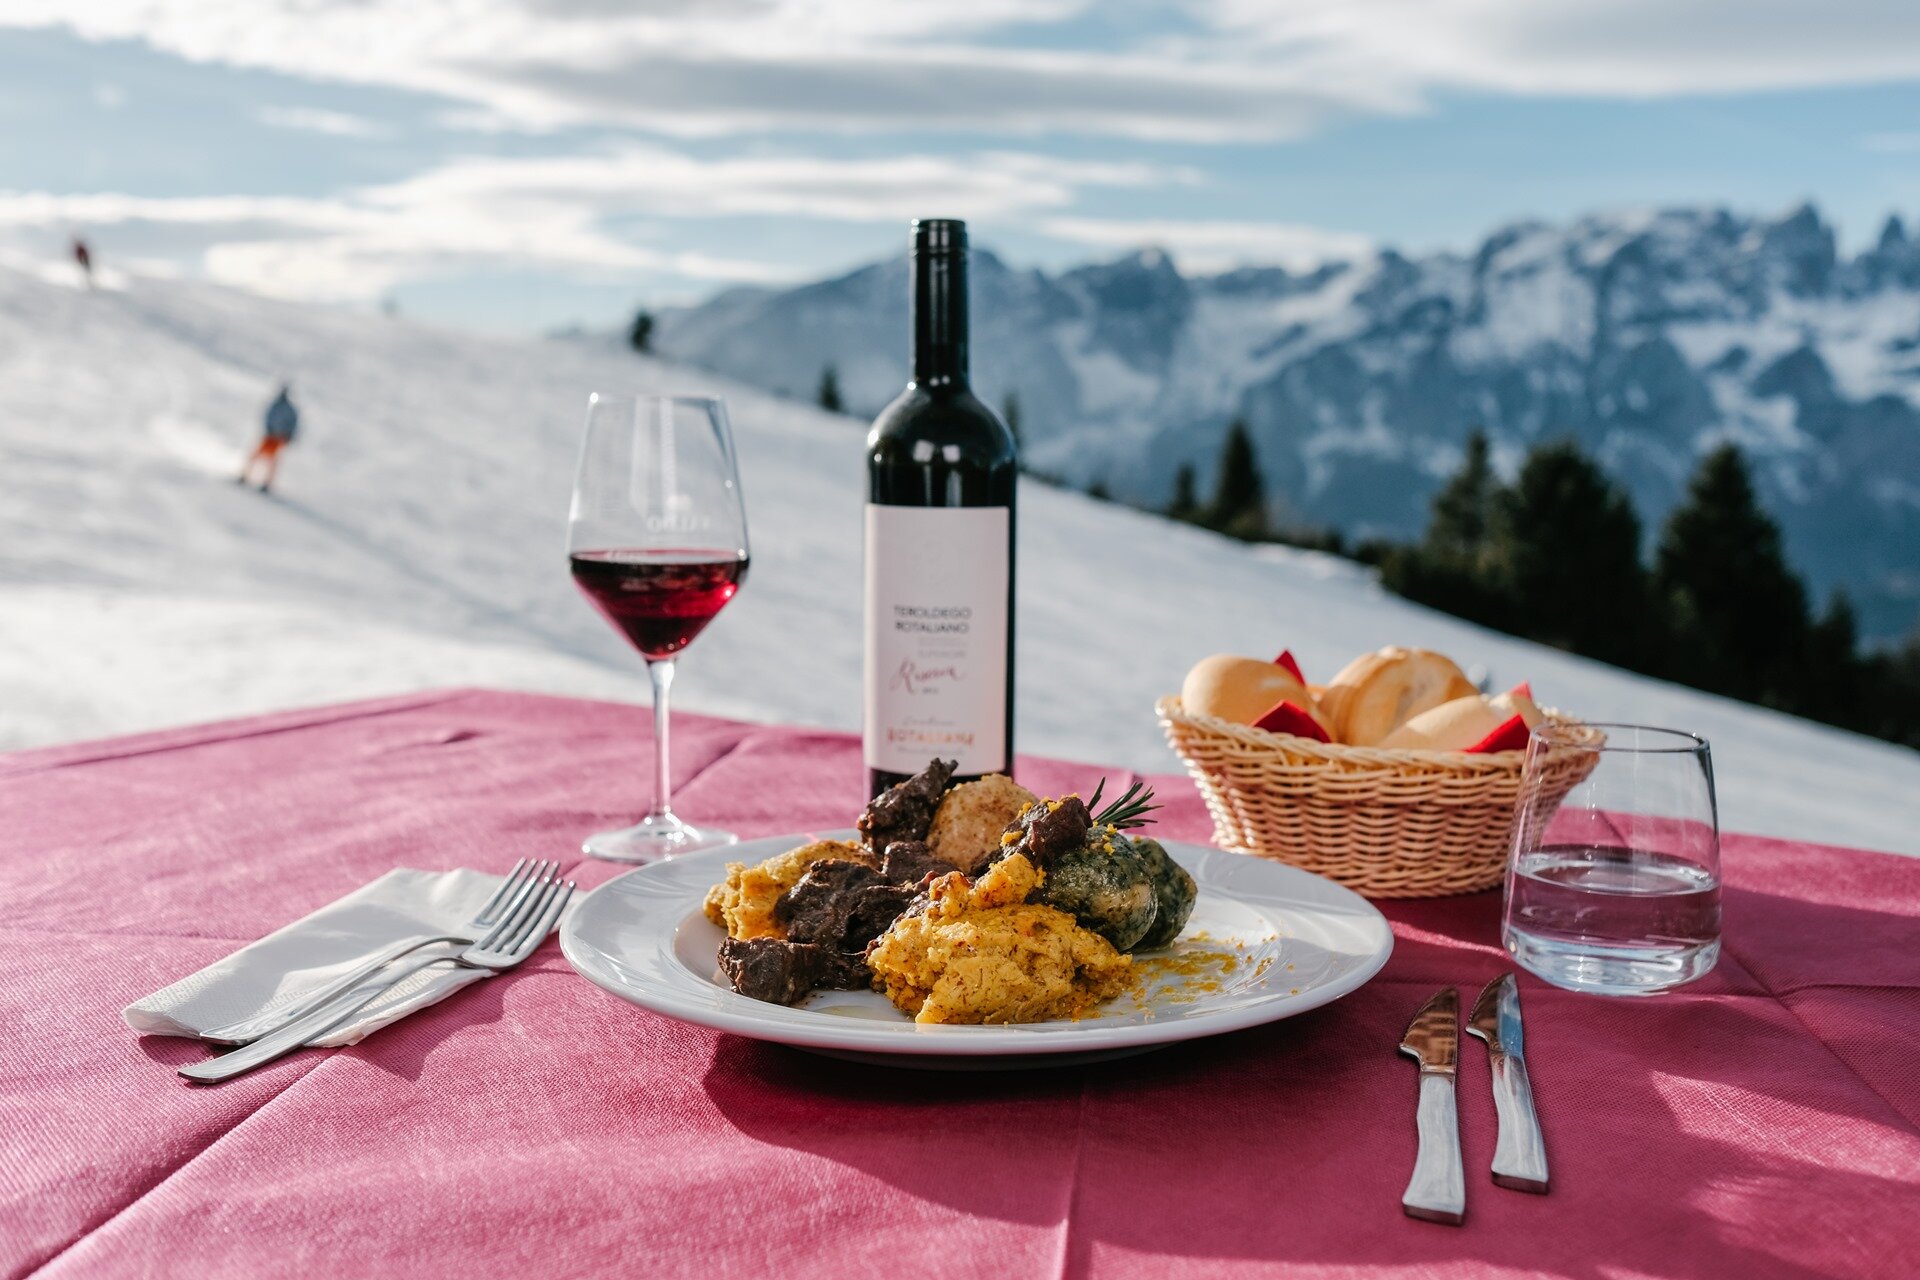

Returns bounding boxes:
[912,248,968,387]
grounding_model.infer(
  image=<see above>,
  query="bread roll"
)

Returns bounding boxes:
[1318,647,1477,745]
[1377,689,1543,752]
[1497,687,1543,730]
[928,775,1038,872]
[1181,655,1332,736]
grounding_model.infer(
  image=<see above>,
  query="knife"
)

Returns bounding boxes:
[1399,986,1466,1225]
[1467,973,1549,1193]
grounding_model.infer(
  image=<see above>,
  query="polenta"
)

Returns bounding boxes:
[866,853,1133,1024]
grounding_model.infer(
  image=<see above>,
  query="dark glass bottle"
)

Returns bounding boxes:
[864,219,1018,798]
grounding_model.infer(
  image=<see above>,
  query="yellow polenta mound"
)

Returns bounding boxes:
[926,774,1038,872]
[703,840,867,940]
[868,853,1133,1024]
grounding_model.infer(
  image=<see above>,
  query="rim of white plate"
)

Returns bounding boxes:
[560,831,1394,1056]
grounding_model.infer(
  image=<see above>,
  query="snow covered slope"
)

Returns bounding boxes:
[3,260,1917,854]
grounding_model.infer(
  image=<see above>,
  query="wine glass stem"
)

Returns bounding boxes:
[646,657,676,821]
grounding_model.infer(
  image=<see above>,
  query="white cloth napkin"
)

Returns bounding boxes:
[124,868,508,1047]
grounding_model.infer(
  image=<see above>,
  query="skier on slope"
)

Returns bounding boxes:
[238,384,300,493]
[71,237,93,287]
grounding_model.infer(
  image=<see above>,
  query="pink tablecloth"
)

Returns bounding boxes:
[2,689,1916,1279]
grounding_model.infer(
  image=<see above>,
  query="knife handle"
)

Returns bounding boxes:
[1403,1072,1466,1225]
[179,954,454,1084]
[1489,1053,1550,1192]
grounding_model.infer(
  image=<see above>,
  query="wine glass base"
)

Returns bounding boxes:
[582,815,738,863]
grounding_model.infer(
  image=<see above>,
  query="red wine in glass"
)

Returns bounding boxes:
[570,549,749,660]
[568,393,750,862]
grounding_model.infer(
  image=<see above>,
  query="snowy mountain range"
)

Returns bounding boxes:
[3,253,1918,854]
[655,204,1920,641]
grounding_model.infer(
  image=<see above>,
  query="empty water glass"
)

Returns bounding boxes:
[1502,723,1721,996]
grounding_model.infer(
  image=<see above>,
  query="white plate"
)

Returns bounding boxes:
[561,832,1393,1069]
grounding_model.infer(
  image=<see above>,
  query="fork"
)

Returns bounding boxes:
[199,858,558,1045]
[180,868,574,1083]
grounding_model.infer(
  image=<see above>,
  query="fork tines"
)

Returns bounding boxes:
[476,866,573,959]
[476,858,559,929]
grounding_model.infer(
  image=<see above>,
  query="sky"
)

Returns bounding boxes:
[3,1,1920,334]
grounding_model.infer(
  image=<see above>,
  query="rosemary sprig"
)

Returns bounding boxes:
[1088,778,1161,831]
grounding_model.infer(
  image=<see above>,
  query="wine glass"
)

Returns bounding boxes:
[1502,723,1721,995]
[568,394,749,861]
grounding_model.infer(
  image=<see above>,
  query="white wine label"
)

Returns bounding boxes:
[864,504,1010,774]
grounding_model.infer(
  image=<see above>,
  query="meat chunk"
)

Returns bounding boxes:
[857,758,956,853]
[718,937,825,1005]
[718,938,869,1006]
[726,830,959,1007]
[996,795,1093,870]
[776,860,917,950]
[813,948,872,991]
[880,840,961,888]
[776,860,881,944]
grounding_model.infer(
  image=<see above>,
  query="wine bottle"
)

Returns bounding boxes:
[864,218,1018,798]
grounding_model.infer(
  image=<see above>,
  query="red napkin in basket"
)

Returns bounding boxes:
[1253,700,1330,742]
[1465,714,1530,754]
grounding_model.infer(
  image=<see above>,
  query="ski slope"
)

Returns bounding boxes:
[2,258,1916,855]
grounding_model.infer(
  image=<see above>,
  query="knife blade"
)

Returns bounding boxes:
[1467,973,1550,1193]
[1398,986,1466,1225]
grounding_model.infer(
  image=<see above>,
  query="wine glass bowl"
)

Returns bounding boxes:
[570,551,746,660]
[568,394,748,861]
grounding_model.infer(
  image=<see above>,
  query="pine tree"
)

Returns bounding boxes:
[1653,444,1810,702]
[1002,392,1022,447]
[1873,629,1920,749]
[1485,439,1647,664]
[1167,464,1199,523]
[1802,592,1863,728]
[1380,430,1505,623]
[628,310,654,353]
[1087,478,1111,501]
[1429,430,1496,560]
[817,364,843,413]
[1208,420,1266,538]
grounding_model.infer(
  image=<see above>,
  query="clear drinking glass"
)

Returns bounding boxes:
[568,394,749,861]
[1502,723,1722,995]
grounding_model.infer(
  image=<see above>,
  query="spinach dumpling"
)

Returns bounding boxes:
[1129,837,1197,950]
[1032,828,1157,951]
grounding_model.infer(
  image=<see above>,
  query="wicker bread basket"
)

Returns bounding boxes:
[1157,696,1604,898]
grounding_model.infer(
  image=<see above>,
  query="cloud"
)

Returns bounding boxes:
[1041,216,1375,272]
[9,0,1915,316]
[0,144,1190,298]
[1204,0,1920,99]
[4,1,1402,142]
[9,0,1920,145]
[370,146,1193,222]
[0,186,790,300]
[256,106,389,138]
[476,46,1389,142]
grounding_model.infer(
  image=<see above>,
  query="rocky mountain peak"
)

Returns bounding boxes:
[656,200,1920,640]
[1759,202,1838,296]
